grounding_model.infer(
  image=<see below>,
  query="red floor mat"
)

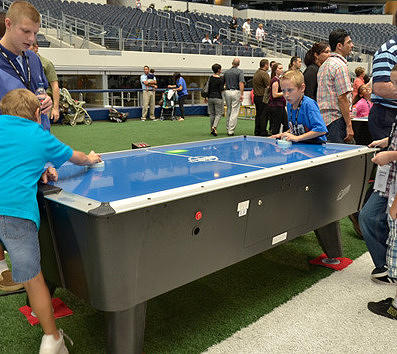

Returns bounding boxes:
[19,298,73,326]
[310,253,353,271]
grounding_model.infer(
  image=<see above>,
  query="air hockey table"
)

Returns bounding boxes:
[38,136,374,354]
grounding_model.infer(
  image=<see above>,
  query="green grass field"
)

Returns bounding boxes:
[0,117,368,354]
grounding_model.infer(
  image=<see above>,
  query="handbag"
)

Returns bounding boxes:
[201,76,210,98]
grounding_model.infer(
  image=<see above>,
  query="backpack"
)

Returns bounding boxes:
[201,77,210,98]
[108,108,128,123]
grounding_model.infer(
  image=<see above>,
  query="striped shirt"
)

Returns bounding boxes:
[371,35,397,109]
[317,53,352,126]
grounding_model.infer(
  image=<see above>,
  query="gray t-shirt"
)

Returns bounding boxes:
[224,67,245,90]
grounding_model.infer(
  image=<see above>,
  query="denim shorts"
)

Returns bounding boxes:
[0,215,41,283]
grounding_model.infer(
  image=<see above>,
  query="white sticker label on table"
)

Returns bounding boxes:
[374,165,391,193]
[237,200,250,217]
[272,232,288,245]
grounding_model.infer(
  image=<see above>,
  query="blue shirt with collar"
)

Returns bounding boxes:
[0,44,50,130]
[0,115,73,229]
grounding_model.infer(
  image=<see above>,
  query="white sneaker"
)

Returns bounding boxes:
[39,329,72,354]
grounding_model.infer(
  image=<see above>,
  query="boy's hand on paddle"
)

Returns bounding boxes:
[88,151,102,165]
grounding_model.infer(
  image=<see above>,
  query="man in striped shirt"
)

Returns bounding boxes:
[317,29,354,144]
[369,35,397,139]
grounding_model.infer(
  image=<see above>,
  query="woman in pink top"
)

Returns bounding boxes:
[352,67,365,100]
[352,84,373,118]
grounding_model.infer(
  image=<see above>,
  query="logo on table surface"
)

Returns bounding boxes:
[188,156,219,163]
[166,149,189,154]
[337,184,351,201]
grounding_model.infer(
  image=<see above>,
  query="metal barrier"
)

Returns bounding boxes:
[218,28,295,57]
[157,10,171,19]
[176,15,190,26]
[105,37,263,57]
[284,25,377,56]
[67,88,202,108]
[196,21,213,34]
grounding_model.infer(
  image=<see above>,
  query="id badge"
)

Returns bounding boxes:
[374,165,391,193]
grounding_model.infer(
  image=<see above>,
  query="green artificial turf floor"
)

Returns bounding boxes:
[0,117,368,354]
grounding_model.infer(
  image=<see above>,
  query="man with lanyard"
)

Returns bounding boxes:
[0,1,52,129]
[0,1,53,292]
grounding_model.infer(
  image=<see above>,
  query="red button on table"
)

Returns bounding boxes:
[195,211,202,220]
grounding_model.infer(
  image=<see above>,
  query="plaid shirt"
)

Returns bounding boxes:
[317,53,352,126]
[379,123,397,198]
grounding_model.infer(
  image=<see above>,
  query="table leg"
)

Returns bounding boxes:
[105,302,147,354]
[314,221,343,259]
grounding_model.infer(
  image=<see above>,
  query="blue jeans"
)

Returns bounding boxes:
[326,117,346,144]
[358,191,389,268]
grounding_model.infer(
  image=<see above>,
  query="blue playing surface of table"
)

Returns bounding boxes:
[53,136,365,202]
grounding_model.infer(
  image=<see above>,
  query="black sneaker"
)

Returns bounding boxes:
[368,298,397,320]
[371,266,388,279]
[372,275,397,285]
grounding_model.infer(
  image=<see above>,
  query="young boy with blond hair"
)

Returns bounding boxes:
[0,88,102,353]
[271,70,328,143]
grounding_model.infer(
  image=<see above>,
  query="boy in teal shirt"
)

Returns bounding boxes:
[0,88,102,353]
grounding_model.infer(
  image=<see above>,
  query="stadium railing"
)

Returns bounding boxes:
[68,88,203,108]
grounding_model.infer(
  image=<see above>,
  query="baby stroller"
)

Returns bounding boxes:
[159,89,178,121]
[60,88,92,126]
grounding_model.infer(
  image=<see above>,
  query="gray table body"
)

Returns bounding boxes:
[39,152,372,353]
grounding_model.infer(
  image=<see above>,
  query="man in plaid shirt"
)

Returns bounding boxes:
[317,29,354,144]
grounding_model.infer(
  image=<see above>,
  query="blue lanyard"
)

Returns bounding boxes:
[291,97,303,129]
[0,47,31,90]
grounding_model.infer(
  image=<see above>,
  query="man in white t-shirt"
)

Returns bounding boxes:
[242,18,251,44]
